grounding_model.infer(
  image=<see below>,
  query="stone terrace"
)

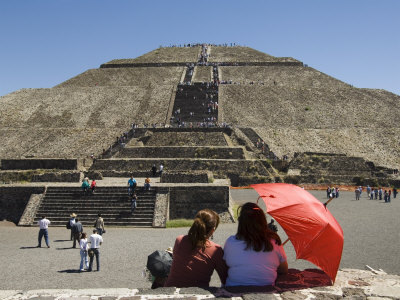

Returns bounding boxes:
[208,46,300,63]
[0,85,175,158]
[103,47,200,64]
[56,67,184,87]
[219,65,350,88]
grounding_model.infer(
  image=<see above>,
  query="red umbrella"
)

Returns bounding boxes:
[251,183,343,283]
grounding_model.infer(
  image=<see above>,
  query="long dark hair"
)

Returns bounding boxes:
[236,202,281,252]
[188,209,220,250]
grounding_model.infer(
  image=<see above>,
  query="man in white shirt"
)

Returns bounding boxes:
[37,215,51,248]
[88,229,103,272]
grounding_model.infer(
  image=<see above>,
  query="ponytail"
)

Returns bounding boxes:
[187,209,220,250]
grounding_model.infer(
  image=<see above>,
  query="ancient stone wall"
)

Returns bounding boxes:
[1,159,78,170]
[91,158,270,178]
[169,186,231,220]
[117,146,244,159]
[161,171,211,183]
[0,186,45,224]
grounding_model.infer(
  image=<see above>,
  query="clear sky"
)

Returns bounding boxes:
[0,0,399,97]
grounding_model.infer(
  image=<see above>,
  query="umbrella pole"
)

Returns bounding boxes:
[323,196,335,207]
[282,238,290,246]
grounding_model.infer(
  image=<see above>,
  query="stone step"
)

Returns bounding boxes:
[45,194,156,199]
[117,146,244,159]
[91,158,270,176]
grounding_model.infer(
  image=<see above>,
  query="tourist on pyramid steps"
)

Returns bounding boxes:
[37,215,51,248]
[151,164,157,177]
[81,178,90,195]
[90,179,96,194]
[144,177,151,191]
[223,202,288,286]
[71,218,83,248]
[159,164,164,177]
[164,209,228,288]
[379,188,383,200]
[94,214,105,236]
[68,213,77,240]
[130,193,138,214]
[79,232,89,271]
[355,188,361,200]
[374,188,378,200]
[88,229,103,272]
[128,175,137,196]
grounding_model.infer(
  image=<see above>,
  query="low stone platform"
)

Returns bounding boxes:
[1,269,399,299]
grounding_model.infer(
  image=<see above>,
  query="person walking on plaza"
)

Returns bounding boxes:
[71,218,83,248]
[374,188,378,200]
[88,229,103,272]
[94,214,105,236]
[37,215,51,248]
[79,232,89,271]
[355,188,360,200]
[159,164,164,177]
[393,187,397,199]
[68,213,77,240]
[379,188,383,200]
[128,175,137,196]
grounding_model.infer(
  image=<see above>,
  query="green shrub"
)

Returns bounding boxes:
[166,219,193,228]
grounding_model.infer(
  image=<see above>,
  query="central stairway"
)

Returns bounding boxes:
[34,186,157,227]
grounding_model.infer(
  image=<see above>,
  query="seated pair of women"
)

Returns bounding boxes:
[164,202,288,288]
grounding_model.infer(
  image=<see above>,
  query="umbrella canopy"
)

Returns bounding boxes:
[251,183,343,283]
[146,250,173,278]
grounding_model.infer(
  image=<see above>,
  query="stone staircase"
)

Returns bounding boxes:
[171,84,218,125]
[238,127,277,159]
[34,186,157,227]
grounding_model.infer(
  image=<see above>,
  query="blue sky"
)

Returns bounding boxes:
[1,0,399,96]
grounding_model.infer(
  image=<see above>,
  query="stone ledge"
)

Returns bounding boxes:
[2,269,398,299]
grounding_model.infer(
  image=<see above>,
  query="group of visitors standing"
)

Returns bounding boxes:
[326,186,340,198]
[357,185,397,202]
[37,213,105,272]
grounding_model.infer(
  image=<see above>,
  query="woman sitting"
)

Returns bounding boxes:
[224,202,288,286]
[164,209,228,288]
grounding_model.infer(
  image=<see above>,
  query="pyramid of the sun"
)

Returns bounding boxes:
[1,45,399,169]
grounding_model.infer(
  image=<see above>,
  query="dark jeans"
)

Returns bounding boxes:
[72,232,81,248]
[38,229,49,247]
[88,248,100,271]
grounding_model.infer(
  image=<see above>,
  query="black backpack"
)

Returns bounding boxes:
[66,220,71,229]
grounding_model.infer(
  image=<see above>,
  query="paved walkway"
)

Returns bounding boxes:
[0,190,399,291]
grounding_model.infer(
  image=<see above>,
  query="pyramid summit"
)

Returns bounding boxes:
[0,44,399,187]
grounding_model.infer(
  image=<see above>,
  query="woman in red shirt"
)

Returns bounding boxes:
[164,209,228,287]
